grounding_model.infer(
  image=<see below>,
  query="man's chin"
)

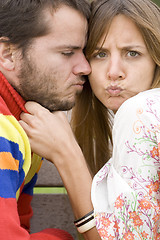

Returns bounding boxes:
[46,101,76,112]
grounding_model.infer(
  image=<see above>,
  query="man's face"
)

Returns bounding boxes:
[13,6,91,111]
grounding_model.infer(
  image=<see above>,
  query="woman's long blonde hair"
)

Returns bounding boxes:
[71,0,160,176]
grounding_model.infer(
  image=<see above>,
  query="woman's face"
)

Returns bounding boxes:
[89,14,156,113]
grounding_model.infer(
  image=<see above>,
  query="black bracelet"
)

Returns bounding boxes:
[74,210,94,224]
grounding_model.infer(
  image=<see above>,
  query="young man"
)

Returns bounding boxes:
[0,0,91,239]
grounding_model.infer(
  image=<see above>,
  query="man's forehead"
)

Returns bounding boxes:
[41,6,88,46]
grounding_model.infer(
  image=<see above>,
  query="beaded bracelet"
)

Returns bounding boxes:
[74,210,96,233]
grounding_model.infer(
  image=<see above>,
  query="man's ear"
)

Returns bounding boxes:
[0,38,15,71]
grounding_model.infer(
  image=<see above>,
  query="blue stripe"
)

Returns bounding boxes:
[18,167,25,190]
[0,169,25,198]
[22,173,38,196]
[0,169,18,198]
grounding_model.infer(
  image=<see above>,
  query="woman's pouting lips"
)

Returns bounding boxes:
[106,86,123,96]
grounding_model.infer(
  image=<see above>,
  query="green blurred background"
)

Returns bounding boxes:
[153,0,160,6]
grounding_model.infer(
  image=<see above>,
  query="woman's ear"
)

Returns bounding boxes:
[0,38,15,71]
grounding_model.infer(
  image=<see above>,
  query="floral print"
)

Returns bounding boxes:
[91,89,160,239]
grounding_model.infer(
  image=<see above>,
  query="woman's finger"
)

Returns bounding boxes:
[25,101,49,115]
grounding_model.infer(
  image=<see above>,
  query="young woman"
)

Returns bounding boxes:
[20,0,160,239]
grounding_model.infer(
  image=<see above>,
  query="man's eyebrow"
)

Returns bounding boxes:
[56,45,82,50]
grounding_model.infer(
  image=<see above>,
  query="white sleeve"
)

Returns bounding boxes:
[92,90,160,240]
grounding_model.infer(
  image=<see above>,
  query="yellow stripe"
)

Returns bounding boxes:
[16,188,20,200]
[25,153,42,185]
[0,114,42,200]
[0,114,31,177]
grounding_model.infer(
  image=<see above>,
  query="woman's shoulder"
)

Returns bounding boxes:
[116,88,160,117]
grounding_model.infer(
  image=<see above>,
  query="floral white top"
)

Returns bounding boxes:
[91,89,160,240]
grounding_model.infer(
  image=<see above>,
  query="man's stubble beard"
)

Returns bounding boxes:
[14,56,79,112]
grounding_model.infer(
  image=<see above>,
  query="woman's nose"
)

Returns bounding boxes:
[107,57,125,81]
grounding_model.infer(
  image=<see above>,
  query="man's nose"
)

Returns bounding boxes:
[73,54,91,76]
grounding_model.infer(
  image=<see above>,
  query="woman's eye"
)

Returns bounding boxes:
[94,51,107,59]
[127,51,139,57]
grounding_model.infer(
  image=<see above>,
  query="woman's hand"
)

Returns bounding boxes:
[19,101,79,163]
[19,101,101,240]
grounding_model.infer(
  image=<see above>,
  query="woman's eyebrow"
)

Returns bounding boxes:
[94,45,146,51]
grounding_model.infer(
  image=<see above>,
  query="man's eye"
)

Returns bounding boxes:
[127,51,139,57]
[62,52,74,56]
